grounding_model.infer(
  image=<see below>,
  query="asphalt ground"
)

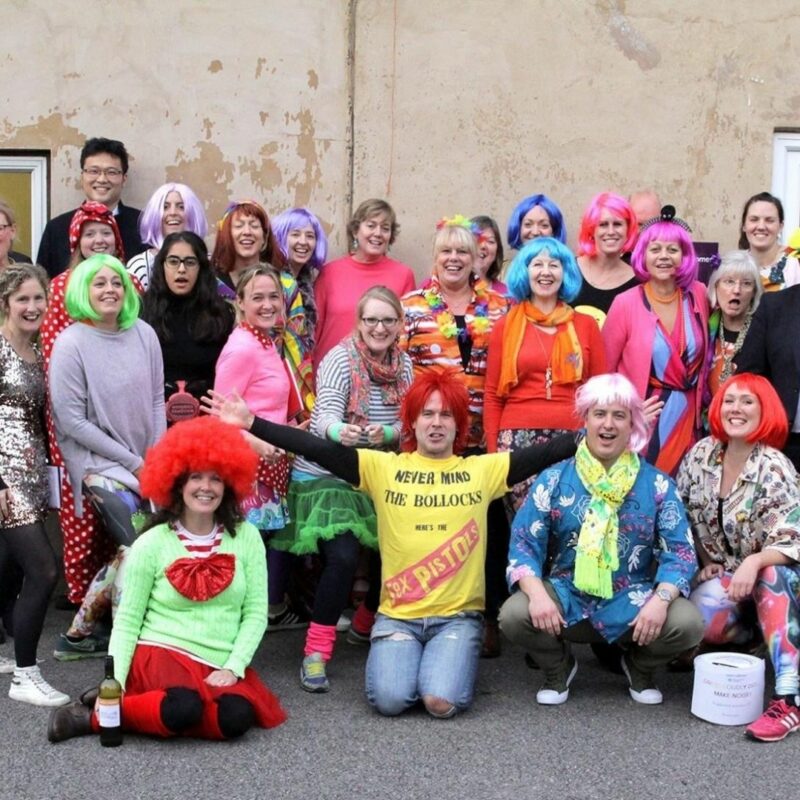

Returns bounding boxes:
[1,602,796,800]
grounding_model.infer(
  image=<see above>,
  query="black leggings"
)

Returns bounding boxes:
[0,522,59,667]
[312,532,362,626]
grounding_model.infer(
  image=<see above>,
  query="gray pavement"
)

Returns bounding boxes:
[1,602,796,800]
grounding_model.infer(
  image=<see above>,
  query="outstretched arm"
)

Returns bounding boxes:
[204,390,360,485]
[506,432,578,487]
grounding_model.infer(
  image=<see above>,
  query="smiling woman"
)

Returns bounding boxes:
[273,286,412,693]
[484,236,605,512]
[214,265,304,629]
[604,207,710,476]
[677,374,800,742]
[48,254,165,660]
[313,199,415,371]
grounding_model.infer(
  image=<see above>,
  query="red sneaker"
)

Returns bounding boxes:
[746,698,800,742]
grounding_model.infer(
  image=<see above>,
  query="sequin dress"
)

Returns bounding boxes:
[0,334,48,527]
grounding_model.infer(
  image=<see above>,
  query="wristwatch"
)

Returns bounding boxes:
[654,588,673,603]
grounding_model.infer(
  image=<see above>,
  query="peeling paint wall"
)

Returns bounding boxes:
[0,0,351,250]
[1,1,799,274]
[354,0,800,274]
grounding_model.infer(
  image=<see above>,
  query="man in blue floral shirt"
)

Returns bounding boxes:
[499,374,703,705]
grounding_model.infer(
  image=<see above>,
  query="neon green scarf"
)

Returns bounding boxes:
[573,440,639,599]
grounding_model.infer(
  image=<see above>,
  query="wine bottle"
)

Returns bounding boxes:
[98,655,123,747]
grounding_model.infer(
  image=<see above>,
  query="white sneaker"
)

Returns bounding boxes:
[9,666,70,707]
[0,655,16,674]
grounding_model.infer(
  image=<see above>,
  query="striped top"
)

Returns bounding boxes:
[174,521,223,558]
[293,343,413,480]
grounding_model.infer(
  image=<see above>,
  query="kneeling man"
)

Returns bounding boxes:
[499,373,703,705]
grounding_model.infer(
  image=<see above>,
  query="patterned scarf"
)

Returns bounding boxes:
[497,300,583,397]
[573,439,639,599]
[342,334,409,428]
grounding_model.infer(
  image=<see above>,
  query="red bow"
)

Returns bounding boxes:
[165,553,236,601]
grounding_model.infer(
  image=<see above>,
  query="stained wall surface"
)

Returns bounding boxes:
[2,1,799,276]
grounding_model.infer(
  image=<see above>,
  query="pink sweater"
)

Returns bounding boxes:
[214,326,291,423]
[603,281,710,421]
[313,254,416,372]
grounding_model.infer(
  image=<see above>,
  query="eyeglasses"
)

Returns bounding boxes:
[0,224,12,232]
[82,167,124,179]
[165,255,200,270]
[361,316,399,328]
[719,278,755,289]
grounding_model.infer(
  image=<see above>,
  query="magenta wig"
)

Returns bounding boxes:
[138,183,207,250]
[574,373,649,452]
[631,221,698,290]
[577,192,638,257]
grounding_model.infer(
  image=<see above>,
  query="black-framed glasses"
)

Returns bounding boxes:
[165,255,200,270]
[361,316,399,328]
[82,167,124,178]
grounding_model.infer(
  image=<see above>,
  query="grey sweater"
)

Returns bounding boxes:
[48,320,166,515]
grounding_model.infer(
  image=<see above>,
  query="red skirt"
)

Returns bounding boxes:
[127,644,287,730]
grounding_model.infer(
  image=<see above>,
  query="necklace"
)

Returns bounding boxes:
[532,326,554,400]
[644,282,679,304]
[423,279,491,341]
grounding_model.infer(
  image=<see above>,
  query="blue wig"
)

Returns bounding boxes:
[506,237,582,304]
[506,194,567,249]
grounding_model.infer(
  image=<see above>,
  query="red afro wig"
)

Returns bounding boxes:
[139,416,258,507]
[708,373,788,449]
[400,369,470,454]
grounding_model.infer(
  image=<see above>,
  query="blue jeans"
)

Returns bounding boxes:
[365,612,483,717]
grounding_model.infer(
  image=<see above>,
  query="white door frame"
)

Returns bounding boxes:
[0,154,48,255]
[772,132,800,236]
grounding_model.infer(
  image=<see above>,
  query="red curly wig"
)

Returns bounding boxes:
[708,372,788,449]
[400,369,470,454]
[139,416,258,507]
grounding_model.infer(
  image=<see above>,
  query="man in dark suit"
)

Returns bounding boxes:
[36,137,145,277]
[734,283,800,469]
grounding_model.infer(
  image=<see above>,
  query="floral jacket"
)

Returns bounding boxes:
[508,457,697,642]
[676,437,800,571]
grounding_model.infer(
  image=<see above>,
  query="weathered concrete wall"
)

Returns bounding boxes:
[354,0,800,274]
[2,1,799,275]
[0,0,351,248]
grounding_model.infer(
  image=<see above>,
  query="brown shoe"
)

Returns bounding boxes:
[47,701,93,743]
[78,685,99,708]
[481,620,501,659]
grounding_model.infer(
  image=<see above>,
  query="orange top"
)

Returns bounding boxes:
[483,311,606,452]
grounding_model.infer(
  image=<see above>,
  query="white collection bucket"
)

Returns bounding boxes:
[691,652,765,726]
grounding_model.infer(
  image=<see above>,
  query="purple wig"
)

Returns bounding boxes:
[577,192,638,257]
[271,207,328,271]
[138,183,207,250]
[575,373,649,452]
[631,221,698,290]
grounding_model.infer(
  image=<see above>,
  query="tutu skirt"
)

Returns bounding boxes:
[271,476,378,554]
[127,644,287,730]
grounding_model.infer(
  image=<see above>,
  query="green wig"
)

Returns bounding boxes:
[65,254,140,330]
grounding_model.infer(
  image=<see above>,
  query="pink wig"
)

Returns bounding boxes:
[574,373,649,452]
[631,221,698,290]
[577,192,638,257]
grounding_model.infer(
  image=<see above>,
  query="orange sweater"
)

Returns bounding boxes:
[483,312,606,452]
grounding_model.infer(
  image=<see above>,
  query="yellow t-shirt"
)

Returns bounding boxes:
[357,449,510,619]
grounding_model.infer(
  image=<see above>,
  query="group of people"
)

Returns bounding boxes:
[0,135,799,746]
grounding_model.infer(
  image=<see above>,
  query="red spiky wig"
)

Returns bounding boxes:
[139,417,258,507]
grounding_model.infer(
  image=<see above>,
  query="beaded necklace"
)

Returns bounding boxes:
[422,279,492,343]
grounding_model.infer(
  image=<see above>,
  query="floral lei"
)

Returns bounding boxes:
[422,278,492,342]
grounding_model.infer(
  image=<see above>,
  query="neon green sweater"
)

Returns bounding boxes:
[108,521,267,689]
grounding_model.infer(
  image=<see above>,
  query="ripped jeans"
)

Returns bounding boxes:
[365,612,483,717]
